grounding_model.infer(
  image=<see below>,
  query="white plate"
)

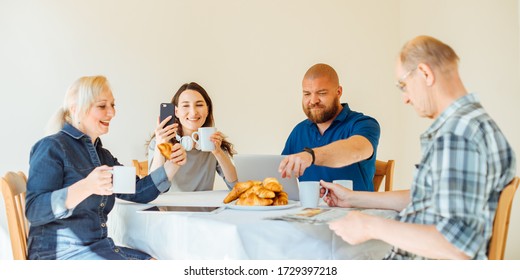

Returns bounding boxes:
[226,200,298,211]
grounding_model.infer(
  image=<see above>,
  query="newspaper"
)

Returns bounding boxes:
[266,207,398,224]
[266,207,348,224]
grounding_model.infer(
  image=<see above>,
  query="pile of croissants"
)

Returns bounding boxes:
[159,142,288,207]
[224,178,289,206]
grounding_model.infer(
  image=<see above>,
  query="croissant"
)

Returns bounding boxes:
[251,180,262,186]
[263,181,283,193]
[236,193,273,206]
[272,191,289,206]
[223,181,254,204]
[240,185,275,199]
[157,143,174,159]
[262,177,279,186]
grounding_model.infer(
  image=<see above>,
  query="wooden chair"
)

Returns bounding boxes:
[373,159,395,192]
[488,177,519,260]
[132,160,149,178]
[1,171,29,260]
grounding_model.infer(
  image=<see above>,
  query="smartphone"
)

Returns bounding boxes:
[159,103,175,127]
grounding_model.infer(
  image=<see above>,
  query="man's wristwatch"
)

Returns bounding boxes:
[303,147,315,165]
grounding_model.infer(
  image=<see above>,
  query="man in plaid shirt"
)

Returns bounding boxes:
[322,35,516,259]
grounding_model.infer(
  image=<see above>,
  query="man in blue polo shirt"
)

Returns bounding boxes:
[278,63,380,191]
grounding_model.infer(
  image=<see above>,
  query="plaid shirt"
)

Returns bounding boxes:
[386,93,516,260]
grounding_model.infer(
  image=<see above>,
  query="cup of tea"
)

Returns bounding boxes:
[192,127,217,152]
[332,180,353,190]
[111,166,136,194]
[298,180,328,208]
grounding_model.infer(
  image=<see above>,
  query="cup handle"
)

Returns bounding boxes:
[191,131,200,144]
[321,186,329,199]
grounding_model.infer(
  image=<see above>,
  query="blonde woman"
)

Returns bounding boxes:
[25,76,186,259]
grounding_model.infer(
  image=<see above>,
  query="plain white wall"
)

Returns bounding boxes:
[0,0,518,259]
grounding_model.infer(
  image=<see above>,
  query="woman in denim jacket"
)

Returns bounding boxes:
[25,76,186,260]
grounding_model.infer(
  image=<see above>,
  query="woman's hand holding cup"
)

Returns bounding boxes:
[320,180,353,208]
[85,165,114,196]
[209,131,226,155]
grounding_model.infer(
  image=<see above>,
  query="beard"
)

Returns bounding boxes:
[303,98,340,124]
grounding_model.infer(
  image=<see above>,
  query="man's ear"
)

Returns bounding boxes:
[337,85,343,98]
[417,63,435,86]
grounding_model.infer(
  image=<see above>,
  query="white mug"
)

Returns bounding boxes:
[298,180,328,208]
[111,166,136,194]
[333,180,353,190]
[191,127,216,152]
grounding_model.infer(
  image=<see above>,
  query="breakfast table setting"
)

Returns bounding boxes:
[107,189,397,260]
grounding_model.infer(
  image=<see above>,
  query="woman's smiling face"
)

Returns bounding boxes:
[78,86,115,141]
[175,89,208,136]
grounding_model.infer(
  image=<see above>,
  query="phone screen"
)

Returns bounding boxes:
[160,103,175,127]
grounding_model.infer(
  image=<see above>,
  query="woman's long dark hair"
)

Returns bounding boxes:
[148,82,236,157]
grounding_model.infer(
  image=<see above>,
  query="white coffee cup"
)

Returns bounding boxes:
[298,180,328,208]
[333,180,353,190]
[192,127,217,152]
[111,166,136,194]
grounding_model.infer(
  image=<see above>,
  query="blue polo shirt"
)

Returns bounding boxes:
[282,103,380,191]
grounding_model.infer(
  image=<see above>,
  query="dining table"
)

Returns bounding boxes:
[107,190,397,260]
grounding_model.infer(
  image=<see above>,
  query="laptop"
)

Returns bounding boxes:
[234,154,300,201]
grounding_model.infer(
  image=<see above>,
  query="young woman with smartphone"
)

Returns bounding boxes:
[148,82,238,192]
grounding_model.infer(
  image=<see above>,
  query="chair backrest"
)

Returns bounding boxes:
[1,171,28,260]
[488,177,519,260]
[132,160,149,178]
[373,159,395,192]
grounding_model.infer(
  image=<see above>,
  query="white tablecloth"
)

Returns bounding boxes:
[108,190,397,260]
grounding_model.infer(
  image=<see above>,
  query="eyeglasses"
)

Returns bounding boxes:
[395,67,417,92]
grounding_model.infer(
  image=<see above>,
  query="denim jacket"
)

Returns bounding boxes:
[25,123,171,259]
